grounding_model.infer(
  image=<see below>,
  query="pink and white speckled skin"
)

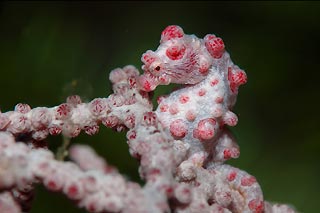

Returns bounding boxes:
[0,25,297,213]
[139,25,246,167]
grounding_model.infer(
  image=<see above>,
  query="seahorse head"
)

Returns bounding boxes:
[138,25,226,92]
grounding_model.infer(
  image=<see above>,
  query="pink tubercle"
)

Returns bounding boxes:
[84,124,100,136]
[142,79,152,92]
[66,183,81,200]
[160,25,184,43]
[241,176,257,187]
[128,76,137,88]
[223,111,238,126]
[227,171,237,182]
[204,34,225,59]
[90,98,107,116]
[14,103,31,114]
[44,176,63,191]
[166,44,186,60]
[223,149,232,159]
[124,114,136,129]
[141,51,156,66]
[169,104,179,115]
[179,94,190,104]
[55,103,71,120]
[126,130,136,140]
[138,75,157,92]
[248,199,264,213]
[101,116,119,128]
[215,96,224,104]
[193,118,217,141]
[48,125,62,135]
[198,61,210,75]
[142,112,157,126]
[186,110,196,122]
[210,79,219,86]
[228,67,247,93]
[159,104,169,112]
[170,119,188,138]
[198,88,207,96]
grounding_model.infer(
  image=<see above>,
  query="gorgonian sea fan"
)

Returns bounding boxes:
[0,25,296,213]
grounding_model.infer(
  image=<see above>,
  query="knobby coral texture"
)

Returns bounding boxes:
[0,25,296,213]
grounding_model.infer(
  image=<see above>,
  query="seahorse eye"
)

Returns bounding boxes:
[149,62,163,76]
[155,66,161,71]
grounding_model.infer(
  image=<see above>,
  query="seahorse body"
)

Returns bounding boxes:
[139,25,247,166]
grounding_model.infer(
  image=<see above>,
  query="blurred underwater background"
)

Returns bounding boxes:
[0,1,319,212]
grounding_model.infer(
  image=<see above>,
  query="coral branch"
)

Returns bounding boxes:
[0,25,296,213]
[69,144,116,173]
[0,65,152,140]
[0,132,160,213]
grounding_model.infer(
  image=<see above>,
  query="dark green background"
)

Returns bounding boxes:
[0,1,319,212]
